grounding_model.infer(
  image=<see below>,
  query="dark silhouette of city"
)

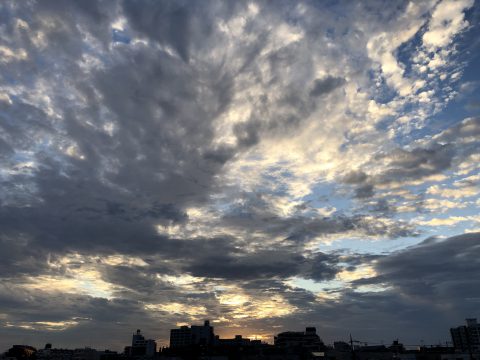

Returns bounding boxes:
[3,318,480,360]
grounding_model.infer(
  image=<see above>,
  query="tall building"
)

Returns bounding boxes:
[170,326,192,348]
[450,318,480,354]
[128,329,157,358]
[191,320,214,346]
[170,320,214,348]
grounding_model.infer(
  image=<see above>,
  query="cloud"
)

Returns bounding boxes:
[343,170,368,185]
[0,0,478,351]
[355,233,480,305]
[354,184,375,199]
[416,215,479,227]
[340,117,480,211]
[422,0,474,51]
[310,76,345,97]
[427,184,478,199]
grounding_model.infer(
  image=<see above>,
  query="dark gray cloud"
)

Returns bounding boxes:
[354,183,375,198]
[343,170,368,184]
[184,249,339,282]
[101,265,173,294]
[310,76,346,97]
[354,232,480,300]
[0,236,51,278]
[375,144,455,184]
[123,1,240,62]
[0,0,243,270]
[384,118,480,185]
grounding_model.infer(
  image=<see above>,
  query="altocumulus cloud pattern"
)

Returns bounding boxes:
[0,0,479,350]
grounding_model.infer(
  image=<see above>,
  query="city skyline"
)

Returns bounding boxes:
[1,0,480,353]
[3,317,479,353]
[0,318,480,352]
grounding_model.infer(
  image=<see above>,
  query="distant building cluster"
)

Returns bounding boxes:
[274,327,325,352]
[2,344,117,360]
[169,320,263,349]
[170,320,215,348]
[2,318,480,360]
[450,318,480,355]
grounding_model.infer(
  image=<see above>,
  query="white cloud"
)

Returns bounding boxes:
[427,184,478,199]
[366,2,434,97]
[423,198,468,212]
[422,0,474,51]
[417,215,480,227]
[0,45,27,62]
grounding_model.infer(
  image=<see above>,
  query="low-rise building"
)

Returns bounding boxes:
[4,346,37,360]
[274,327,326,352]
[214,335,252,347]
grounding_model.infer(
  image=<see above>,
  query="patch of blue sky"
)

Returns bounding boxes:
[391,82,474,144]
[434,65,480,122]
[396,22,426,77]
[391,120,436,146]
[11,151,35,163]
[288,276,353,296]
[458,5,480,57]
[302,182,353,214]
[308,0,346,19]
[325,27,335,41]
[288,277,328,293]
[432,91,475,125]
[371,83,398,106]
[423,23,480,121]
[1,70,22,86]
[392,128,427,148]
[0,103,15,123]
[316,234,423,255]
[261,165,292,189]
[210,198,230,214]
[112,29,131,44]
[375,114,397,132]
[419,224,473,240]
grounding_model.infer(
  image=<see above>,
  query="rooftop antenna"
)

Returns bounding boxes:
[350,334,356,360]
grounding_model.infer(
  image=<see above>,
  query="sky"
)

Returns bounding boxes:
[0,0,480,352]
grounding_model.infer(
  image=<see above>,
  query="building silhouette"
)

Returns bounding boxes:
[451,318,480,355]
[214,334,261,347]
[170,320,214,348]
[274,327,326,352]
[4,346,36,360]
[125,329,156,358]
[4,318,480,360]
[6,345,118,360]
